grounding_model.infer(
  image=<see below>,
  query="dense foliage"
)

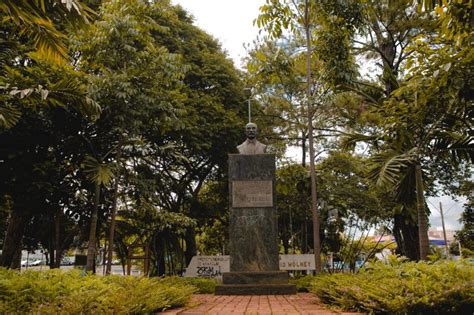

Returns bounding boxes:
[0,268,197,313]
[249,0,473,263]
[454,182,474,256]
[297,258,474,314]
[0,0,245,273]
[0,0,472,288]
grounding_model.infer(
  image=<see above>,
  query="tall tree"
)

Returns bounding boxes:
[141,3,246,265]
[0,60,99,268]
[454,181,474,256]
[73,0,186,272]
[256,0,323,272]
[74,0,246,272]
[255,0,363,272]
[0,0,101,268]
[341,0,473,260]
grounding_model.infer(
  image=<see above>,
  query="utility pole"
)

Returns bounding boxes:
[439,202,449,257]
[244,88,252,123]
[248,97,251,123]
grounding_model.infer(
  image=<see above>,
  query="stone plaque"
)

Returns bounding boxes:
[279,254,315,270]
[232,180,273,208]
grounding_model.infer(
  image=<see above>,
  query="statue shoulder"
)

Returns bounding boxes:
[237,141,247,154]
[257,141,267,152]
[237,141,246,150]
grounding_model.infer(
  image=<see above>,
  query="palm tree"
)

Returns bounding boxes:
[341,0,473,260]
[83,154,115,272]
[0,0,97,130]
[0,0,93,65]
[361,96,473,260]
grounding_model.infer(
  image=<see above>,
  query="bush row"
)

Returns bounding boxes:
[303,258,474,314]
[0,268,199,314]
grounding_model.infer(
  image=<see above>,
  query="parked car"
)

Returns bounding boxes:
[29,259,43,266]
[60,256,75,266]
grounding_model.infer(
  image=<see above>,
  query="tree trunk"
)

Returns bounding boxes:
[48,234,55,269]
[302,222,308,254]
[282,222,289,254]
[106,175,120,275]
[301,131,306,166]
[415,164,430,260]
[53,208,61,268]
[304,0,322,273]
[158,251,166,276]
[393,211,419,260]
[184,227,197,266]
[155,234,166,276]
[86,182,101,272]
[106,149,122,275]
[168,241,175,275]
[11,245,22,269]
[0,211,27,268]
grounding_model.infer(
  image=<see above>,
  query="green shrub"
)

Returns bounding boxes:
[159,276,216,294]
[307,258,474,314]
[290,275,314,292]
[180,277,217,294]
[0,268,196,314]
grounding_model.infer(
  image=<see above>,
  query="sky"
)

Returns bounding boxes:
[171,0,265,68]
[170,0,466,233]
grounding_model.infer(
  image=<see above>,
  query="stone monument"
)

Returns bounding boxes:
[215,123,296,295]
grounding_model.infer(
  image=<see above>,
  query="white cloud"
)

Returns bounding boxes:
[171,0,265,68]
[428,196,466,231]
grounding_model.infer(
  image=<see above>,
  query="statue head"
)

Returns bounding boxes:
[245,122,258,140]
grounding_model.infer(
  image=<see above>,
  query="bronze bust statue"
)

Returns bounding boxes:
[237,122,267,154]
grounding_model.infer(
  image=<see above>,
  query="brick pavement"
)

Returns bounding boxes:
[160,294,362,315]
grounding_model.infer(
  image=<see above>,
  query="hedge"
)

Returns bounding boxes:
[0,268,197,314]
[305,258,473,314]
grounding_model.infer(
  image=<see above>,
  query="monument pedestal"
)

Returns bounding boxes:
[216,271,296,295]
[215,154,296,295]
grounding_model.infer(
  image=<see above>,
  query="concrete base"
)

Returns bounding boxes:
[216,271,296,295]
[223,271,289,284]
[215,284,297,295]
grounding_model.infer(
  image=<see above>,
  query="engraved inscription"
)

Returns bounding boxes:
[234,215,266,226]
[232,180,273,208]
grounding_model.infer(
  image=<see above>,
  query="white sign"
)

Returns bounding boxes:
[184,255,230,279]
[279,254,315,270]
[185,254,316,278]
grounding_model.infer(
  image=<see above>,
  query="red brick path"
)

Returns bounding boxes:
[160,294,362,315]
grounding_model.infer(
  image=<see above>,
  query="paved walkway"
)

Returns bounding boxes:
[160,294,362,315]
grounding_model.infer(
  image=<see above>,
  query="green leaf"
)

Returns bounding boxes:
[367,149,417,188]
[83,155,115,186]
[0,104,21,129]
